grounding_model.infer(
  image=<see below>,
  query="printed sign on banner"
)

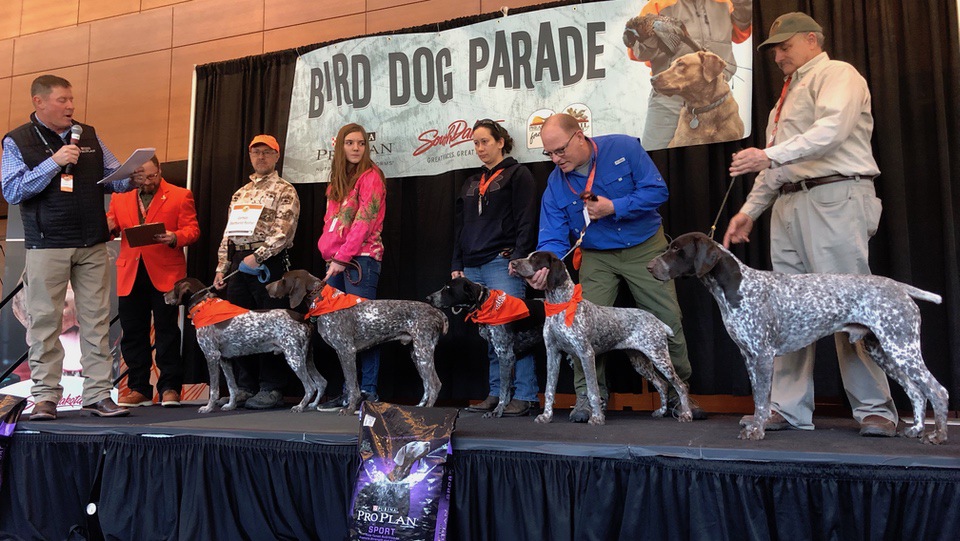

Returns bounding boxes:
[284,0,753,183]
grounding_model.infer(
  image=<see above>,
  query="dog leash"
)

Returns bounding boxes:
[707,152,744,240]
[188,268,241,304]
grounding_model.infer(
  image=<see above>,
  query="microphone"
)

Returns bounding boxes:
[64,124,82,175]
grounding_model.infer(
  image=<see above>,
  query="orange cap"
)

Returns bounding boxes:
[248,134,280,153]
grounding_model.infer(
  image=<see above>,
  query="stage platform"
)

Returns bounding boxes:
[2,404,959,540]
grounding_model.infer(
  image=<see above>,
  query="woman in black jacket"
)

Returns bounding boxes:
[452,119,539,416]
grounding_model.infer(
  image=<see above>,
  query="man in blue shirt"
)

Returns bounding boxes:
[2,74,142,420]
[528,113,703,421]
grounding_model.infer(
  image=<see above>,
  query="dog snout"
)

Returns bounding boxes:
[264,280,282,298]
[163,290,177,305]
[425,290,442,307]
[647,257,668,281]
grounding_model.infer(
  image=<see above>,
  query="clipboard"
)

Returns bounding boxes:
[124,222,166,247]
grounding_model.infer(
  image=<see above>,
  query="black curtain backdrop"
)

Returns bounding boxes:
[186,0,960,409]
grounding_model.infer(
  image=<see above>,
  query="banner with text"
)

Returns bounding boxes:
[285,0,753,183]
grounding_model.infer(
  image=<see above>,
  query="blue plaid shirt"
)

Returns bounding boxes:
[1,119,131,205]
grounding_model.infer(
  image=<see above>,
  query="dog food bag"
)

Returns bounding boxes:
[0,393,28,488]
[349,402,459,541]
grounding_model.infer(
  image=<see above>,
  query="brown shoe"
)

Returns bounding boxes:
[859,415,897,437]
[465,395,498,413]
[118,390,152,407]
[161,389,181,408]
[739,411,793,431]
[81,398,130,418]
[30,400,57,421]
[500,398,531,417]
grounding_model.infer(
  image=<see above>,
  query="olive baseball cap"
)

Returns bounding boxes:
[758,12,823,51]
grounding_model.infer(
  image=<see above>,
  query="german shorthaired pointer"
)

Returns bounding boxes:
[164,278,327,414]
[510,251,693,425]
[647,232,949,444]
[266,270,448,415]
[426,277,545,418]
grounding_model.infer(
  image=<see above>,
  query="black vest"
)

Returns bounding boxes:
[5,116,109,248]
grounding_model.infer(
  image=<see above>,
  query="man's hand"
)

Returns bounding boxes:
[730,148,771,176]
[242,253,258,268]
[214,272,226,290]
[451,270,464,279]
[524,268,549,290]
[323,260,346,282]
[723,213,754,247]
[584,194,615,220]
[52,145,79,168]
[129,166,146,187]
[155,231,177,247]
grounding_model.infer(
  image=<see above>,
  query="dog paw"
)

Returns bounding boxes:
[291,405,304,413]
[902,425,923,438]
[676,412,693,423]
[588,414,605,426]
[338,407,352,416]
[534,413,552,424]
[198,404,214,414]
[921,430,947,445]
[221,403,236,411]
[651,407,666,418]
[739,425,766,441]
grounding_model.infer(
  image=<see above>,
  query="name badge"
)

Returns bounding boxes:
[60,174,74,192]
[225,204,264,236]
[614,157,626,165]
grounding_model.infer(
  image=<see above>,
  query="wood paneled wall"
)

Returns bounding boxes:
[0,0,546,163]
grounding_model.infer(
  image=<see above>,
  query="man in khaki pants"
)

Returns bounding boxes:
[1,75,143,420]
[725,13,897,437]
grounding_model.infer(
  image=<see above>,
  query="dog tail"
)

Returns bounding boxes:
[902,285,942,305]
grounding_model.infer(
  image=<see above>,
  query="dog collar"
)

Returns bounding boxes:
[465,289,530,325]
[684,91,730,129]
[543,284,583,326]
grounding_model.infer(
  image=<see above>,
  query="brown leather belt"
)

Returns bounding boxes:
[779,174,876,195]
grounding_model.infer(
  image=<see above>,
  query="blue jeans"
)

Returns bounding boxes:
[327,256,381,394]
[463,256,539,402]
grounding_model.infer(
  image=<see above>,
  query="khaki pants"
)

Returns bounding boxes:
[571,228,692,398]
[769,179,897,429]
[23,244,114,406]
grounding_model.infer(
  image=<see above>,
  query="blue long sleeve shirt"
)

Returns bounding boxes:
[537,134,668,257]
[1,120,130,205]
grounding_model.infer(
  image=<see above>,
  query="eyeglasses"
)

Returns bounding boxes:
[542,131,580,158]
[249,149,278,157]
[473,118,501,135]
[145,173,160,180]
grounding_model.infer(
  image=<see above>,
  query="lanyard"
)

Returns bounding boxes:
[476,168,504,215]
[31,124,59,157]
[562,138,599,197]
[768,75,792,147]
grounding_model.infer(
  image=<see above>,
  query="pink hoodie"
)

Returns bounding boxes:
[317,168,386,262]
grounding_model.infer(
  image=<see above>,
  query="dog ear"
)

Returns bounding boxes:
[289,274,308,309]
[693,236,722,277]
[700,51,726,83]
[177,281,192,305]
[546,253,569,291]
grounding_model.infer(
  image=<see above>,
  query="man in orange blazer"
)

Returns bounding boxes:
[107,155,199,407]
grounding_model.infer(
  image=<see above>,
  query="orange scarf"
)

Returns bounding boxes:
[543,284,583,327]
[304,284,366,319]
[465,289,530,325]
[188,297,250,328]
